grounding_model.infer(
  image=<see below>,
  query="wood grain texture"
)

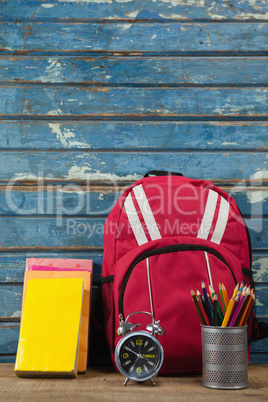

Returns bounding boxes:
[1,57,268,84]
[0,151,267,183]
[0,216,265,249]
[0,185,266,216]
[1,86,268,117]
[0,121,267,150]
[1,22,268,54]
[0,364,268,400]
[1,0,268,21]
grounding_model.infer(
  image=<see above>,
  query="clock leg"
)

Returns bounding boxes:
[124,377,130,386]
[150,378,156,386]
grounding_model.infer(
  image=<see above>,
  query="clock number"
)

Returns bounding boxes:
[136,367,142,374]
[136,339,143,346]
[123,353,129,359]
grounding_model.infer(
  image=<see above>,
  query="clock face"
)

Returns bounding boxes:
[115,331,164,382]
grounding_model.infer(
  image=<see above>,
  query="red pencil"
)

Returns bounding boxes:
[196,290,210,325]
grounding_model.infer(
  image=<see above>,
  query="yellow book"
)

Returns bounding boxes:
[15,278,83,378]
[21,271,91,373]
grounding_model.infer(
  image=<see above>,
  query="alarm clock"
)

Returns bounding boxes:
[115,312,164,385]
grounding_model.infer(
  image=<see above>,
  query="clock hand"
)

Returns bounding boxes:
[124,346,139,357]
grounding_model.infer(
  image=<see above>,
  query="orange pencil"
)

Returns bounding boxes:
[242,293,255,326]
[209,285,214,303]
[238,290,254,326]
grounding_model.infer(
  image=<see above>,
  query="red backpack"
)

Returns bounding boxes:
[101,171,261,375]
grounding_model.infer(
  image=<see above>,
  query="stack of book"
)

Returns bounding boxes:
[15,258,93,378]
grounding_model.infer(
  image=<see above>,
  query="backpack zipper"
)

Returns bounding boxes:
[118,244,237,321]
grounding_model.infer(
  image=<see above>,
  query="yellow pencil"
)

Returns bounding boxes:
[221,297,235,327]
[232,283,239,298]
[221,283,229,312]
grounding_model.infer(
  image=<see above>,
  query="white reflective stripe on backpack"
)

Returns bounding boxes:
[133,184,162,241]
[210,196,230,244]
[124,192,148,246]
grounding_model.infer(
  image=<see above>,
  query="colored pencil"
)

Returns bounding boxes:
[229,293,241,325]
[219,282,226,313]
[234,287,251,327]
[209,285,214,303]
[222,283,229,312]
[229,286,247,327]
[202,281,213,325]
[238,290,253,327]
[213,293,218,326]
[197,290,206,312]
[242,293,255,326]
[211,286,224,322]
[196,291,210,326]
[232,283,239,299]
[221,297,235,327]
[190,288,206,325]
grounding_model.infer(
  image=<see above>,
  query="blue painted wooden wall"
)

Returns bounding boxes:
[0,1,267,364]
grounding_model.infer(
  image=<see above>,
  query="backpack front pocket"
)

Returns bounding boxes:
[114,236,244,375]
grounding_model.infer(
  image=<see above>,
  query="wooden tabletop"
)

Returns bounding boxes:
[0,364,267,401]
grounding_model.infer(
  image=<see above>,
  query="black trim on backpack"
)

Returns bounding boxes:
[144,170,184,178]
[258,320,268,340]
[242,268,253,278]
[101,275,114,284]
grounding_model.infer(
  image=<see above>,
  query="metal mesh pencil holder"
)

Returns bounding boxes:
[201,325,248,390]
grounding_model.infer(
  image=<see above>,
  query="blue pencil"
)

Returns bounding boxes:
[202,281,213,325]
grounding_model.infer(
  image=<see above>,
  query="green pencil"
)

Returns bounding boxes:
[219,282,226,313]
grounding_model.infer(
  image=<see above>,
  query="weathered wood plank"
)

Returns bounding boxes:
[1,86,268,117]
[0,252,267,284]
[0,185,266,217]
[248,355,268,364]
[255,287,268,318]
[1,22,268,54]
[0,121,267,150]
[0,151,267,183]
[0,284,267,319]
[1,57,268,84]
[1,0,268,21]
[0,323,20,355]
[252,255,268,284]
[0,252,103,283]
[250,333,268,353]
[0,185,119,217]
[0,216,265,249]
